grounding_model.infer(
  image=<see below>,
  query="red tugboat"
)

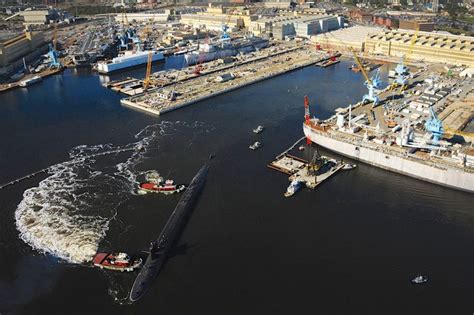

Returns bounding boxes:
[138,179,185,195]
[92,253,143,272]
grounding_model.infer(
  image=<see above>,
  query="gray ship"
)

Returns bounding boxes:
[129,160,210,302]
[184,37,269,65]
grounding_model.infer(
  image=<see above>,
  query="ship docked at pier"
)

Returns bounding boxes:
[184,36,269,65]
[302,97,474,193]
[97,50,164,74]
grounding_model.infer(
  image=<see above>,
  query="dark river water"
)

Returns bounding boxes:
[0,58,473,314]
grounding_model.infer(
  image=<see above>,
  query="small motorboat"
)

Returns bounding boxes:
[284,179,302,197]
[253,125,264,134]
[411,274,428,284]
[298,145,305,151]
[342,163,357,170]
[93,252,142,272]
[249,141,262,150]
[138,179,185,195]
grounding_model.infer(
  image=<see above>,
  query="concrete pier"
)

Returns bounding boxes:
[120,46,338,116]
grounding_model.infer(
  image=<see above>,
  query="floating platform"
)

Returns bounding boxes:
[103,77,146,96]
[316,59,340,68]
[268,154,346,193]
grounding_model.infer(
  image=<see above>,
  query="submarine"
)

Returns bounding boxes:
[129,160,210,302]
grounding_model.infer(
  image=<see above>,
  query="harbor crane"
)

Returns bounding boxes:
[425,106,444,142]
[48,24,61,69]
[349,47,381,106]
[221,12,232,41]
[327,29,383,107]
[393,27,419,91]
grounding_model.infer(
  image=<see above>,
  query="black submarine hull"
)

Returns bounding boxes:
[129,163,209,302]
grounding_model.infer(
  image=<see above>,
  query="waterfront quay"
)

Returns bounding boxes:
[120,45,337,116]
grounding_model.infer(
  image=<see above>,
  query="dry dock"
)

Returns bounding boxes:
[120,46,338,116]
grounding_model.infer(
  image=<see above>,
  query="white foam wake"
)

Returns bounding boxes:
[14,121,209,264]
[15,162,111,263]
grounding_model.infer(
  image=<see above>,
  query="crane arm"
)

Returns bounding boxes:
[349,47,371,85]
[52,23,58,50]
[325,30,371,85]
[402,26,419,66]
[143,51,153,90]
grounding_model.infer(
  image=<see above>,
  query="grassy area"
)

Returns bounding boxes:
[457,16,474,24]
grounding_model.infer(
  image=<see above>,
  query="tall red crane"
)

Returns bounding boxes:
[304,95,311,145]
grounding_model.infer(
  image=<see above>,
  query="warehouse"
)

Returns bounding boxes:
[365,29,474,67]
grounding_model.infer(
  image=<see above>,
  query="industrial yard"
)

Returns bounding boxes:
[1,1,474,313]
[1,3,473,189]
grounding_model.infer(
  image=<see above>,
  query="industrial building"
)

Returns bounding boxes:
[179,6,247,31]
[348,9,373,23]
[17,9,73,26]
[250,14,343,39]
[398,19,435,32]
[372,15,399,28]
[311,25,380,51]
[365,29,474,67]
[114,12,170,23]
[0,30,46,67]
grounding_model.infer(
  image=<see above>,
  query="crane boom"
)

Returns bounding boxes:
[52,23,58,50]
[143,51,153,90]
[349,47,371,85]
[402,27,419,66]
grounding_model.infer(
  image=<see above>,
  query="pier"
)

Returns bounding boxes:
[0,67,64,93]
[119,46,339,116]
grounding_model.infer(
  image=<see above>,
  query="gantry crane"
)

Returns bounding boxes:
[349,47,381,106]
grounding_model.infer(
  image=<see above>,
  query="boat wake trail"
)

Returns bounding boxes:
[14,121,187,264]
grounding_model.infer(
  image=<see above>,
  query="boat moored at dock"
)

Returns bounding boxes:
[302,96,474,193]
[97,50,164,74]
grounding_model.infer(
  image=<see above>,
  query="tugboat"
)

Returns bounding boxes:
[253,125,264,134]
[411,274,428,284]
[93,252,143,272]
[249,141,263,150]
[284,179,302,197]
[138,171,185,195]
[138,179,186,195]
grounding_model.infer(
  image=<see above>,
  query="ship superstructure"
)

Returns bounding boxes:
[302,96,474,193]
[184,36,269,65]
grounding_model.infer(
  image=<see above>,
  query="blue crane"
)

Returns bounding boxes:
[362,69,382,106]
[424,106,444,142]
[47,43,61,68]
[394,57,409,87]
